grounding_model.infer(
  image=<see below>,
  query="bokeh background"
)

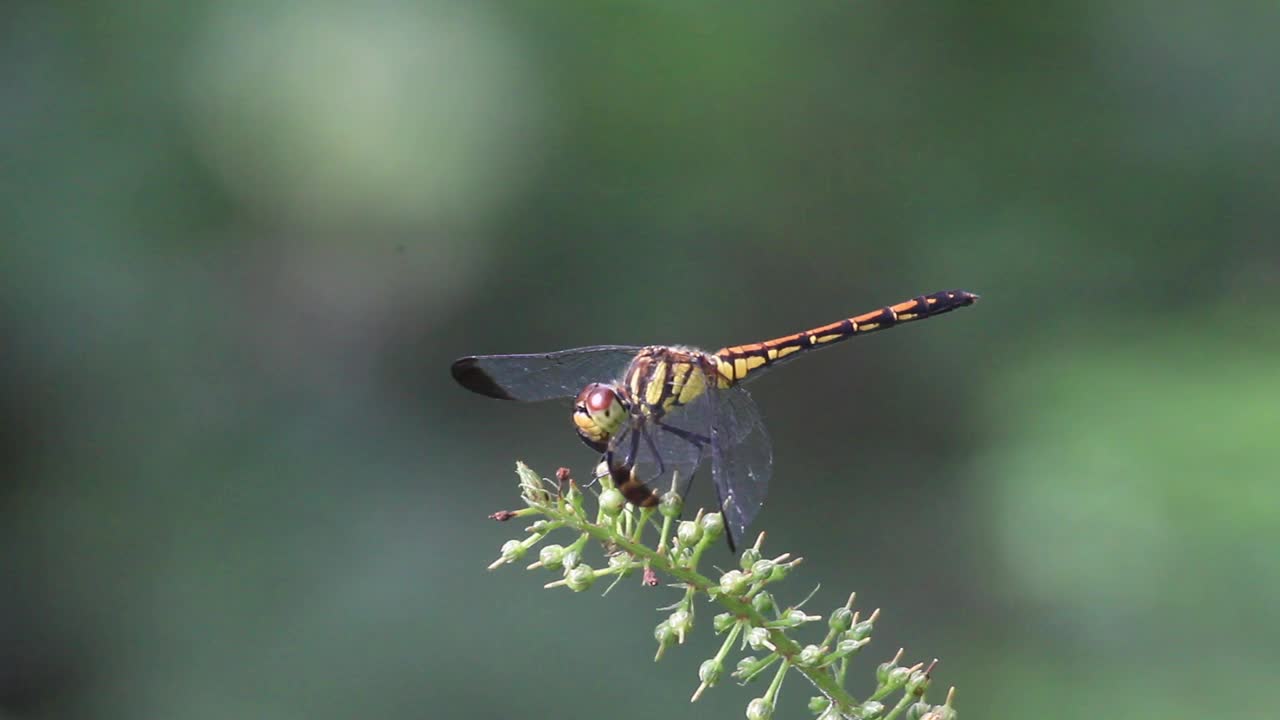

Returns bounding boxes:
[3,2,1279,719]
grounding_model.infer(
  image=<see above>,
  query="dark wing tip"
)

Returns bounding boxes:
[450,357,515,400]
[951,289,979,305]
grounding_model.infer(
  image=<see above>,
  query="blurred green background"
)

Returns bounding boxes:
[3,2,1278,719]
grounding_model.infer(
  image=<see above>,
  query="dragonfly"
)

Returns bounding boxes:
[452,289,978,550]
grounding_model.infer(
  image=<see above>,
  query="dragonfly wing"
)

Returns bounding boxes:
[709,385,772,550]
[451,345,642,401]
[605,384,715,504]
[607,417,706,505]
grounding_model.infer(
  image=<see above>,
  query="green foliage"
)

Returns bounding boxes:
[490,463,958,719]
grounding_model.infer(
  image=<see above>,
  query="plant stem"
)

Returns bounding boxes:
[543,499,863,711]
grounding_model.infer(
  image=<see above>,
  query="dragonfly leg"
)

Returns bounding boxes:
[604,426,639,479]
[624,425,641,469]
[608,425,641,470]
[656,421,710,449]
[640,426,667,480]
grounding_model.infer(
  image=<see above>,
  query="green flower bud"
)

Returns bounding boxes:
[659,491,684,518]
[528,519,552,533]
[654,620,675,645]
[736,656,779,685]
[776,609,816,627]
[499,540,525,563]
[516,462,542,485]
[700,512,724,538]
[565,564,595,592]
[906,668,932,696]
[831,637,868,659]
[828,606,853,632]
[739,547,763,570]
[751,591,776,614]
[698,658,723,686]
[857,700,884,718]
[808,696,830,714]
[745,626,770,650]
[713,612,736,633]
[561,549,581,571]
[750,559,776,579]
[719,570,749,595]
[797,644,825,667]
[668,609,693,636]
[884,665,911,690]
[538,544,566,570]
[921,707,956,720]
[767,562,791,582]
[672,546,693,568]
[876,659,896,685]
[907,701,933,720]
[677,520,703,546]
[850,618,875,640]
[563,482,582,505]
[599,488,626,516]
[746,697,773,720]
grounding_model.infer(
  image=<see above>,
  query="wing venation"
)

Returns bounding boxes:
[450,345,642,402]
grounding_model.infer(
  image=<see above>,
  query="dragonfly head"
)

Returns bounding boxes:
[572,383,630,453]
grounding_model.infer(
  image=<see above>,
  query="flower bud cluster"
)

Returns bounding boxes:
[492,463,956,720]
[906,687,958,720]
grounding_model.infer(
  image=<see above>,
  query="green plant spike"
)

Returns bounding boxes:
[488,462,959,719]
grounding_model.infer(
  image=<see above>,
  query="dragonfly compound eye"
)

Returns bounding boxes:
[572,383,628,452]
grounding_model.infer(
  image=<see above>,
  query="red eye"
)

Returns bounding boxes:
[586,386,616,413]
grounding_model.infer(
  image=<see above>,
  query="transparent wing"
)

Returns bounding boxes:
[708,385,772,551]
[451,345,642,401]
[608,419,705,503]
[606,383,716,503]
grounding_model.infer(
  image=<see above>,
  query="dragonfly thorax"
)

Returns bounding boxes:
[572,383,629,452]
[624,347,719,411]
[570,346,719,454]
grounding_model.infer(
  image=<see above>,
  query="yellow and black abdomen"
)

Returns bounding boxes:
[713,289,978,385]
